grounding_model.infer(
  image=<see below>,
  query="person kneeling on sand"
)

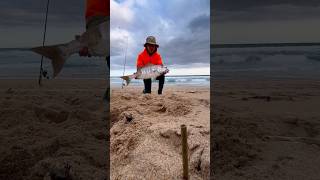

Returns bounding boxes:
[136,36,166,95]
[79,0,109,68]
[78,0,109,100]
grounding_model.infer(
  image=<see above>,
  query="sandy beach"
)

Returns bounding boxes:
[110,85,210,179]
[0,79,108,180]
[212,79,320,180]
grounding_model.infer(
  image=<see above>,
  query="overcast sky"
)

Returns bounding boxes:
[2,0,320,46]
[2,0,320,75]
[211,0,320,44]
[0,0,210,76]
[0,0,85,48]
[110,0,210,76]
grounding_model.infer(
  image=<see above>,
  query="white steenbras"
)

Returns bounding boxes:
[121,64,169,86]
[31,20,109,77]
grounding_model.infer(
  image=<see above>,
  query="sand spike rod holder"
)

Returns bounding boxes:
[181,124,189,180]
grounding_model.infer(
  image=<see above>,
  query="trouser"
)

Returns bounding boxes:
[103,56,110,101]
[143,74,165,94]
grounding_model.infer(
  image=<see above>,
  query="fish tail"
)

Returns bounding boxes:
[120,75,132,86]
[31,44,70,78]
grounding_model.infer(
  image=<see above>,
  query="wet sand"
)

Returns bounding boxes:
[212,79,320,180]
[0,79,108,180]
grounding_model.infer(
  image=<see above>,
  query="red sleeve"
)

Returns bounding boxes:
[157,54,163,65]
[136,54,143,68]
[86,0,109,19]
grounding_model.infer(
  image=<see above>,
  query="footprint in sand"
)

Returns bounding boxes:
[34,106,69,123]
[64,97,81,106]
[198,99,210,107]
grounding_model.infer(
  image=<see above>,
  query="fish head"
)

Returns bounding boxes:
[159,66,169,74]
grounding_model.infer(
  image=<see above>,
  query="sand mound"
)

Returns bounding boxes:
[110,87,210,179]
[110,92,192,123]
[0,80,107,180]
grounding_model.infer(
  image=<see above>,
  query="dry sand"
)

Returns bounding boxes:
[110,85,210,179]
[0,79,108,180]
[213,79,320,180]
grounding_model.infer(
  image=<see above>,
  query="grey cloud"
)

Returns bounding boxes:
[110,0,210,70]
[112,29,210,67]
[112,37,210,68]
[110,46,125,57]
[0,0,83,26]
[188,14,210,32]
[212,0,320,22]
[162,14,210,65]
[212,0,320,11]
[160,34,210,65]
[110,40,128,57]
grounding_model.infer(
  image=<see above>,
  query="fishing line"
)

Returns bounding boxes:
[38,0,50,86]
[122,36,129,89]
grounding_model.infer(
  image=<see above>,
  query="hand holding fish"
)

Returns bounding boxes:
[121,64,169,86]
[31,20,109,77]
[79,47,92,57]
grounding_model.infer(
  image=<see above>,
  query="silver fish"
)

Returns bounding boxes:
[121,64,169,86]
[31,20,109,77]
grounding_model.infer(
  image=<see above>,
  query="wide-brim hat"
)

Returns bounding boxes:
[144,36,159,47]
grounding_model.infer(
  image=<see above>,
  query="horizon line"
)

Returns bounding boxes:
[111,75,210,78]
[211,42,320,48]
[2,42,320,50]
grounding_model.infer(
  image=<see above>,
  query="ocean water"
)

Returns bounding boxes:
[0,48,210,86]
[0,48,107,79]
[111,75,210,87]
[2,45,320,82]
[212,45,320,80]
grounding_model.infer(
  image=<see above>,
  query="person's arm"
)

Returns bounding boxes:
[86,0,109,21]
[158,54,164,66]
[136,54,143,70]
[135,55,143,78]
[80,0,109,57]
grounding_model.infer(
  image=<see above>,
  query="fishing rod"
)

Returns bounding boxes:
[121,36,129,89]
[38,0,50,86]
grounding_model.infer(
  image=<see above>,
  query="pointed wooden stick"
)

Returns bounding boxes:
[181,124,189,180]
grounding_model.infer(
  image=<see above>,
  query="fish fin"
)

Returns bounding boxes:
[31,45,70,78]
[120,75,132,86]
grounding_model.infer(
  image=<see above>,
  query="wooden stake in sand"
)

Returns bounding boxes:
[181,124,189,180]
